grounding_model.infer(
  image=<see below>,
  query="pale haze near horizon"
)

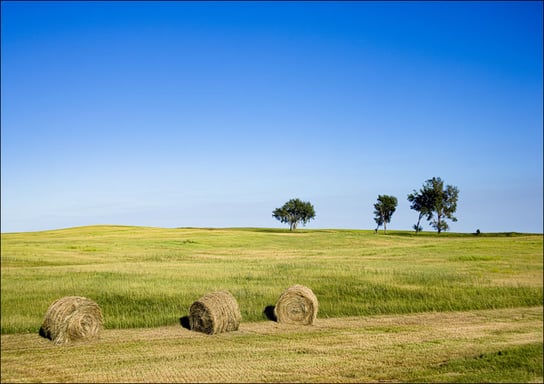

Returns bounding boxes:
[1,1,542,234]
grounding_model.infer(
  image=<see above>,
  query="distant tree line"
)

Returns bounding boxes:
[273,177,459,234]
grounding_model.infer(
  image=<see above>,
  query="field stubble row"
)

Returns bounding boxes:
[1,307,542,383]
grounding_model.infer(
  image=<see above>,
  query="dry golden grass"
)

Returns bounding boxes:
[2,307,542,383]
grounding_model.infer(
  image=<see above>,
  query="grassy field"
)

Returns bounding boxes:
[1,226,542,382]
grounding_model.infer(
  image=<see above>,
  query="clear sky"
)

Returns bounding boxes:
[1,1,543,233]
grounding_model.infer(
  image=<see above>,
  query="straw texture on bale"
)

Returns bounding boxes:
[189,291,241,335]
[274,285,318,325]
[39,296,103,345]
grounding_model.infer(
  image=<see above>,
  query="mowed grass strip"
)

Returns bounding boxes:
[1,226,542,333]
[1,307,542,383]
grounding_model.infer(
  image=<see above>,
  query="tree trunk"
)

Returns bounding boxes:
[416,213,422,233]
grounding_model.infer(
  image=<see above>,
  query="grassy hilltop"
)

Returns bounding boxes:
[1,226,542,382]
[1,225,542,332]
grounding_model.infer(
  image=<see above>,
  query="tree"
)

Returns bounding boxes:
[373,195,398,234]
[272,198,316,231]
[407,188,433,233]
[429,178,459,233]
[408,177,459,234]
[374,216,384,233]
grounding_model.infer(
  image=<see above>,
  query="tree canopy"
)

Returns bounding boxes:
[407,188,433,233]
[408,177,459,233]
[272,198,316,231]
[373,195,398,234]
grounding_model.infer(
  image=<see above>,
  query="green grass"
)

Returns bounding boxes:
[1,226,542,383]
[411,343,544,383]
[1,226,542,333]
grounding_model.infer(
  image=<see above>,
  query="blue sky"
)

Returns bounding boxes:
[1,1,542,233]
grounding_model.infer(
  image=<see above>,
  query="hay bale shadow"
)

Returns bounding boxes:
[179,316,191,330]
[263,305,277,322]
[38,326,48,339]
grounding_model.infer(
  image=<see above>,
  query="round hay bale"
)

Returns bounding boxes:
[274,285,318,325]
[39,296,103,345]
[189,291,241,335]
